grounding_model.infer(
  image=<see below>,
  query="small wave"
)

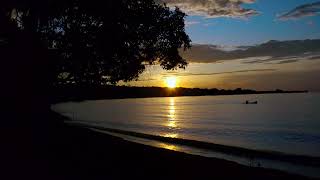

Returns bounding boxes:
[69,122,320,167]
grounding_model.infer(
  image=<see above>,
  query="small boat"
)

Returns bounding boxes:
[245,100,258,104]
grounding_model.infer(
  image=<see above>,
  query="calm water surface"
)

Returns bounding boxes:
[53,93,320,157]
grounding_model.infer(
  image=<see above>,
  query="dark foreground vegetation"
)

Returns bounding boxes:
[52,85,308,103]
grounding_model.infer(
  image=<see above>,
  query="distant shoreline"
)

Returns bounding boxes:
[51,85,308,103]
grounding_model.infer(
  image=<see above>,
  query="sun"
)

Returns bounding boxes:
[165,77,177,88]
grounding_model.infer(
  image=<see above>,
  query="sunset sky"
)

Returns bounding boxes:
[123,0,320,91]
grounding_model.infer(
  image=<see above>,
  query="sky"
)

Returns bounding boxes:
[123,0,320,91]
[185,0,320,45]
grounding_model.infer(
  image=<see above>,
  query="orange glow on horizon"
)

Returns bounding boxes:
[165,76,177,88]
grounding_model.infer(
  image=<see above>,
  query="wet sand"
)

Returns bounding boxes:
[1,112,314,180]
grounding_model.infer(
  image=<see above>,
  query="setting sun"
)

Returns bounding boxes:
[165,77,177,88]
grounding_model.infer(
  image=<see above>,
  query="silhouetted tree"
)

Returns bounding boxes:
[1,0,191,89]
[0,0,191,119]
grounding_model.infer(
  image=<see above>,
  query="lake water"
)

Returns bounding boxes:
[52,93,320,177]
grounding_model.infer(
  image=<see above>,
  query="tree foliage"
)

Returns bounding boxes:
[1,0,191,87]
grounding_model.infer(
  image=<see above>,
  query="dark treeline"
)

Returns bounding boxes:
[52,85,308,103]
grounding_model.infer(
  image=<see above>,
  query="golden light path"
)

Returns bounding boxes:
[167,97,177,129]
[158,142,178,151]
[159,97,179,151]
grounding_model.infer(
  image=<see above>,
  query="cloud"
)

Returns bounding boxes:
[308,55,320,60]
[203,22,216,27]
[159,0,259,18]
[243,53,320,64]
[275,60,299,64]
[180,44,250,63]
[180,39,320,64]
[278,1,320,20]
[218,70,320,91]
[136,78,157,81]
[185,20,200,27]
[162,69,276,77]
[307,20,315,26]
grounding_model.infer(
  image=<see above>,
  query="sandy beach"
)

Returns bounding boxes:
[1,112,314,180]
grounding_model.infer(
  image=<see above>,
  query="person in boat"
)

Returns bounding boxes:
[245,100,258,104]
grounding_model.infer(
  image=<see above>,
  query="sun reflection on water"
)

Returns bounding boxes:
[158,142,179,151]
[164,97,179,138]
[164,133,178,138]
[167,97,177,128]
